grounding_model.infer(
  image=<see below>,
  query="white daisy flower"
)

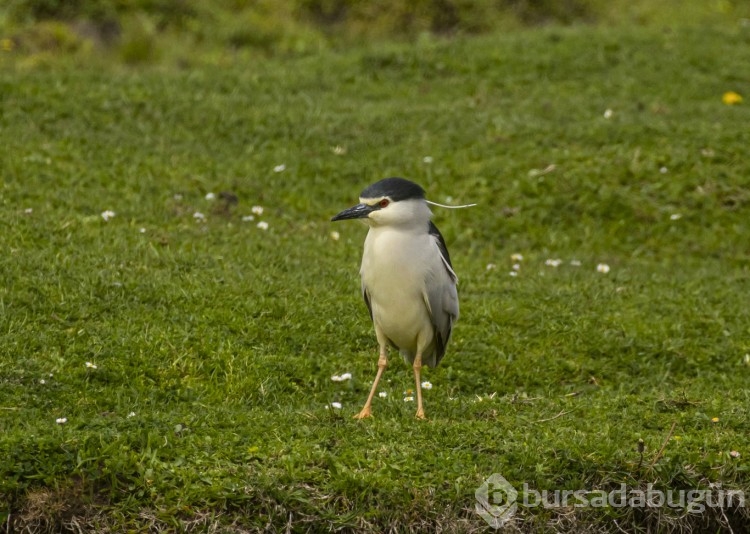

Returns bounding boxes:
[330,231,340,241]
[509,271,518,277]
[85,362,97,369]
[56,417,67,424]
[403,396,414,402]
[603,109,614,119]
[205,192,216,201]
[332,145,346,155]
[421,381,433,390]
[330,402,342,409]
[242,215,255,222]
[423,156,433,164]
[570,259,582,267]
[127,412,136,418]
[251,205,264,215]
[597,263,611,274]
[273,164,286,173]
[101,210,116,221]
[670,213,682,220]
[193,212,206,222]
[486,263,496,271]
[545,259,562,267]
[378,391,387,398]
[511,253,524,262]
[256,221,269,231]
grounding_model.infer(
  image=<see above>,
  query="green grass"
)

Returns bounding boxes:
[2,21,750,533]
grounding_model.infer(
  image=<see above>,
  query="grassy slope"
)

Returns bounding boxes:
[1,22,750,532]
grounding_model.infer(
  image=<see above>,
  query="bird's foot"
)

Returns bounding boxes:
[353,407,373,419]
[415,408,426,420]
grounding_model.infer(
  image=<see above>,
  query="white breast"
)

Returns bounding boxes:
[360,226,439,358]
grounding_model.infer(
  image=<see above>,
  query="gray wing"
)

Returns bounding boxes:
[425,221,459,366]
[361,281,373,321]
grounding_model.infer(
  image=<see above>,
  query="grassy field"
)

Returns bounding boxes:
[2,19,750,533]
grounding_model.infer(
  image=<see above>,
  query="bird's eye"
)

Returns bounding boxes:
[379,199,390,208]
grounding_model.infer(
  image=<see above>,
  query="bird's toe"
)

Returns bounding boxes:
[353,408,373,419]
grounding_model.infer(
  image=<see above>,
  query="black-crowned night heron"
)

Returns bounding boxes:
[332,177,460,419]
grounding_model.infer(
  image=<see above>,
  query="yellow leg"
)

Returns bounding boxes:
[354,351,387,419]
[413,352,425,419]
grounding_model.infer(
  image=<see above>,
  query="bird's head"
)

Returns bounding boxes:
[331,177,431,228]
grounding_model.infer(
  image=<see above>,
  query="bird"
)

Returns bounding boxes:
[331,177,460,419]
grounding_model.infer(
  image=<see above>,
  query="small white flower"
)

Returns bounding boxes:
[603,109,614,119]
[85,361,98,369]
[486,263,496,271]
[193,212,206,222]
[251,205,264,216]
[421,381,433,390]
[378,391,388,398]
[332,145,346,155]
[340,372,352,380]
[423,156,433,164]
[205,192,216,201]
[545,258,562,267]
[403,396,414,402]
[139,227,146,233]
[660,166,668,174]
[670,213,682,220]
[528,164,556,177]
[570,259,582,267]
[127,411,136,418]
[330,231,340,241]
[242,215,255,222]
[512,263,521,271]
[24,208,33,214]
[509,271,518,277]
[56,417,67,424]
[331,373,352,382]
[597,263,611,274]
[273,164,286,173]
[511,253,524,262]
[39,379,46,385]
[256,221,269,231]
[101,210,116,221]
[743,354,750,366]
[330,402,342,409]
[730,451,741,458]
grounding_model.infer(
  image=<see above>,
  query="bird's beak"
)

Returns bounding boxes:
[331,203,374,222]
